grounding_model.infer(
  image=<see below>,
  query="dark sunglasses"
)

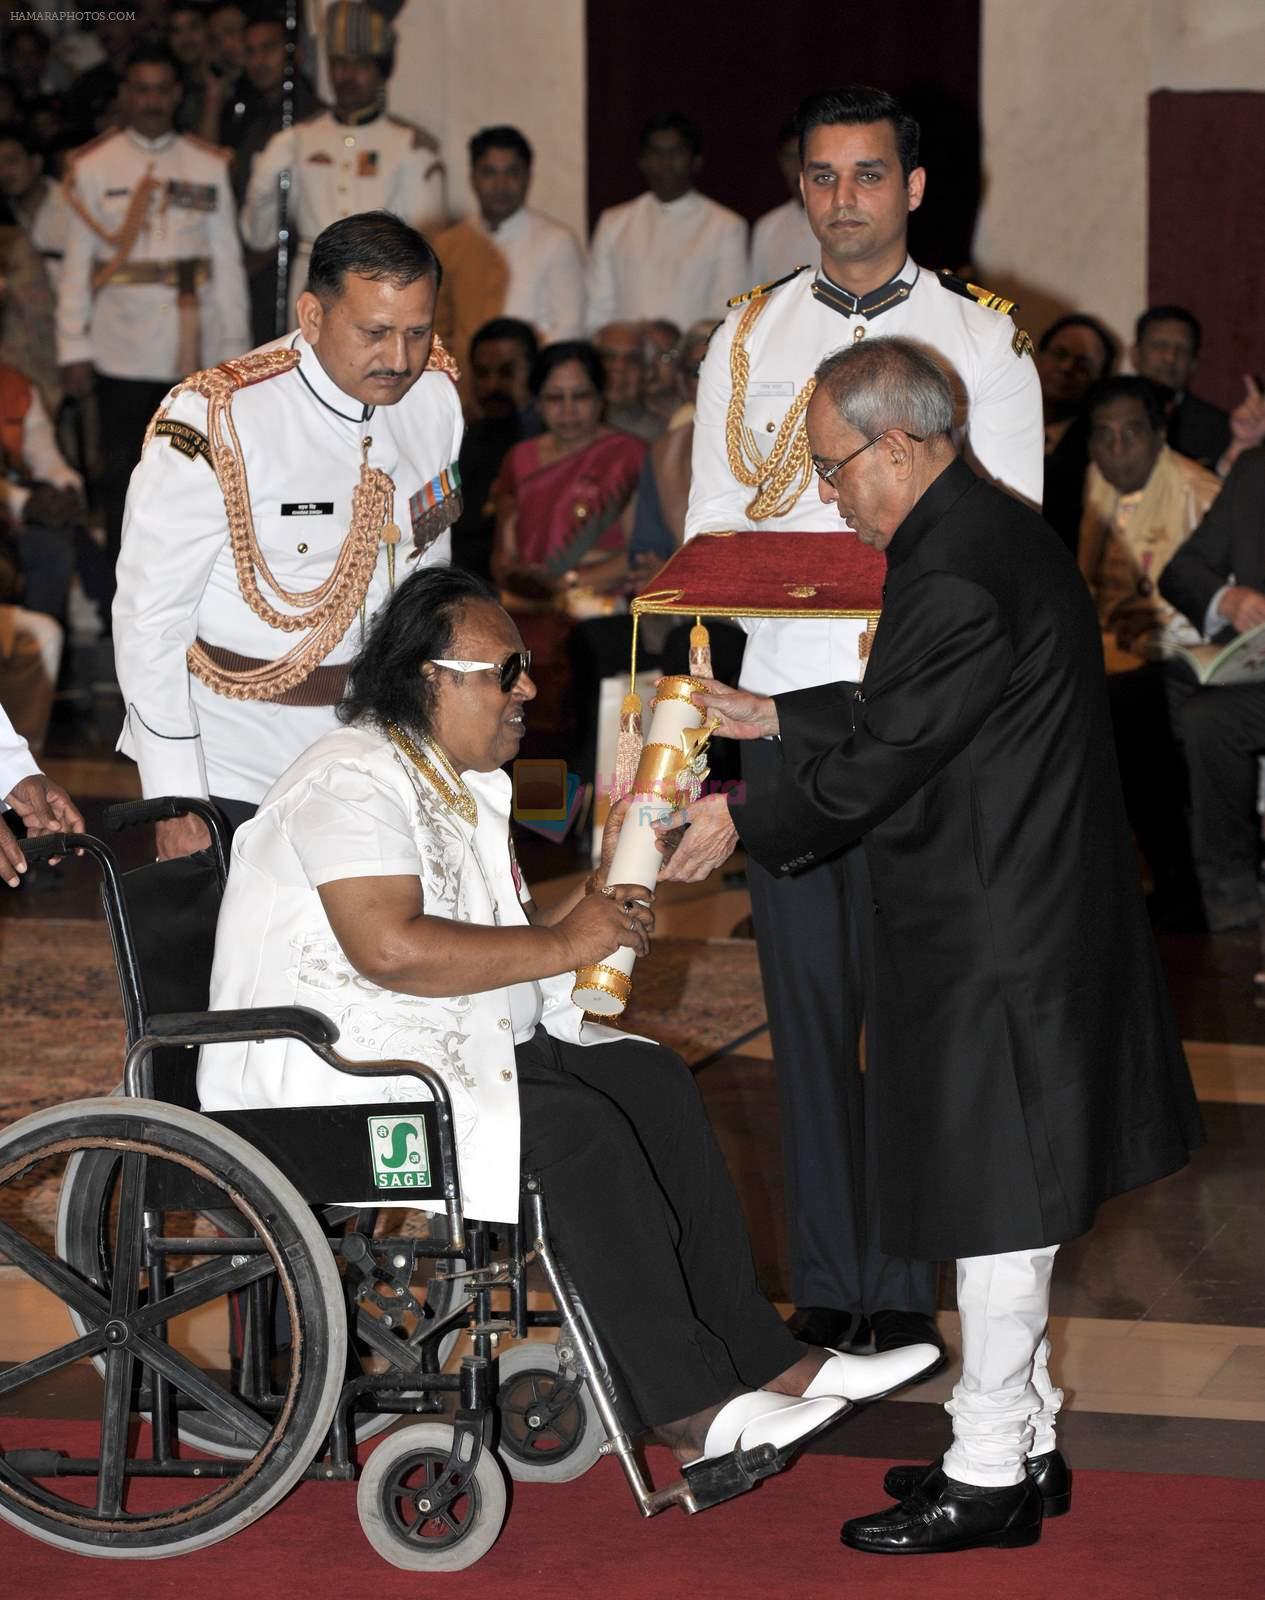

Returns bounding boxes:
[429,650,532,692]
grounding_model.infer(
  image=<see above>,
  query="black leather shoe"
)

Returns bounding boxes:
[785,1306,870,1350]
[883,1449,1071,1515]
[842,1467,1043,1554]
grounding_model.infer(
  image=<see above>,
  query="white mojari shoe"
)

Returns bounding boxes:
[800,1341,943,1403]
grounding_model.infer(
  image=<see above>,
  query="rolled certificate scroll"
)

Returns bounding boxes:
[573,675,713,1016]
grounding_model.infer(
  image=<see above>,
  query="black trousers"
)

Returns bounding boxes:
[1176,675,1265,916]
[742,734,937,1319]
[95,374,177,564]
[515,1029,799,1429]
[1105,664,1200,899]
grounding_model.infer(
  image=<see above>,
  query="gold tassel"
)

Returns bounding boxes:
[858,615,878,672]
[689,615,712,679]
[614,690,643,799]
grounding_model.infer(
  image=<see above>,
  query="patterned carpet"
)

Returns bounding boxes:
[0,918,767,1239]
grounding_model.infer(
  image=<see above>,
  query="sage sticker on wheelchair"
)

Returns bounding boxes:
[368,1113,433,1188]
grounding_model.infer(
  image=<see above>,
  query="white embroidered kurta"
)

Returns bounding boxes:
[198,725,627,1222]
[482,206,586,343]
[748,198,817,287]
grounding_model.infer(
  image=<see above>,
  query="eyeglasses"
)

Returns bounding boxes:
[812,429,926,485]
[430,651,532,693]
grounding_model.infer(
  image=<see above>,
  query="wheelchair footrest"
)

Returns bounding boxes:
[680,1440,785,1511]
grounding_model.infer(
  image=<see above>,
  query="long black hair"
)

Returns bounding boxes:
[339,566,499,740]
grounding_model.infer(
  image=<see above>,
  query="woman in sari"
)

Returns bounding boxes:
[492,340,645,604]
[491,340,646,750]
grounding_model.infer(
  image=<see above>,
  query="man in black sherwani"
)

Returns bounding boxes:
[665,336,1203,1555]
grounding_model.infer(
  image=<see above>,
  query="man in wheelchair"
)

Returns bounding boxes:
[197,566,939,1489]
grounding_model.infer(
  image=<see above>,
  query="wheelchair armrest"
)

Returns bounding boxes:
[144,1005,341,1048]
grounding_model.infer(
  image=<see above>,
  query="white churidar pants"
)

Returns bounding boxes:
[940,1244,1063,1488]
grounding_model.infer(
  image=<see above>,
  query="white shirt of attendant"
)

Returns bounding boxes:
[749,196,818,287]
[0,700,41,802]
[477,205,586,344]
[198,725,632,1223]
[112,331,463,806]
[686,255,1044,696]
[241,106,445,268]
[0,379,83,523]
[585,187,749,333]
[57,127,250,380]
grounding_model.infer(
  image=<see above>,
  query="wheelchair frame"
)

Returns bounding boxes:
[0,801,793,1569]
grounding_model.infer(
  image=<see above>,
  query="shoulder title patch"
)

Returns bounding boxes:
[727,262,812,309]
[937,269,1018,318]
[155,418,212,467]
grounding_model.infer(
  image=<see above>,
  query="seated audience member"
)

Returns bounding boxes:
[0,694,83,888]
[0,357,85,625]
[1036,313,1118,551]
[632,322,713,565]
[594,320,661,442]
[586,112,748,333]
[492,341,644,607]
[641,318,683,427]
[198,568,939,1480]
[0,224,61,418]
[1160,447,1265,931]
[232,9,323,346]
[749,115,817,285]
[1131,305,1229,472]
[435,124,586,394]
[1079,375,1221,924]
[0,125,72,292]
[451,317,544,580]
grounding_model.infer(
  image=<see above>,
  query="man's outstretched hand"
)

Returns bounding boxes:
[689,678,780,740]
[655,792,739,884]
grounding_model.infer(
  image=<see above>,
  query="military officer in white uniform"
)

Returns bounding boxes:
[113,212,462,862]
[57,45,249,561]
[241,2,445,328]
[668,88,1043,1363]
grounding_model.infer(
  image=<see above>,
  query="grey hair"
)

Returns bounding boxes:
[813,336,954,439]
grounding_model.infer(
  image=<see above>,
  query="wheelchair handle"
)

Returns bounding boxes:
[11,833,80,865]
[103,796,229,882]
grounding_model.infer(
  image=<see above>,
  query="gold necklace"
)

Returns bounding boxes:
[386,722,478,827]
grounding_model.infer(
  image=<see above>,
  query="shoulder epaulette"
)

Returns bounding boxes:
[207,349,301,394]
[937,269,1018,318]
[727,262,811,309]
[65,126,123,169]
[425,334,460,386]
[181,132,231,162]
[387,113,440,154]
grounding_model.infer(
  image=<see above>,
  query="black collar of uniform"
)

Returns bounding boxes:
[884,457,978,569]
[291,333,375,423]
[811,259,918,321]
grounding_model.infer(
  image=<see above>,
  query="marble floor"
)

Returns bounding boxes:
[2,752,1263,1482]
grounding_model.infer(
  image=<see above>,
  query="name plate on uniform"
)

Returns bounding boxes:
[167,180,218,211]
[282,502,334,516]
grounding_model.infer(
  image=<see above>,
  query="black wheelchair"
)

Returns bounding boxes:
[0,799,792,1571]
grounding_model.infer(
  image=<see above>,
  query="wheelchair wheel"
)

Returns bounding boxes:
[56,1152,463,1458]
[495,1342,606,1483]
[0,1098,346,1559]
[356,1422,507,1572]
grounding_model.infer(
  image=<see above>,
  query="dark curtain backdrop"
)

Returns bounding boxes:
[584,1,982,272]
[1149,91,1265,411]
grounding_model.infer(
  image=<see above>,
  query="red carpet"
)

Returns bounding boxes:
[0,1423,1259,1599]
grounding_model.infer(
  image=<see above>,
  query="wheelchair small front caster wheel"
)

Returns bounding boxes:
[356,1423,507,1571]
[495,1342,606,1483]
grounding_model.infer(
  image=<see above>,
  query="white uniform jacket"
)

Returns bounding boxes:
[241,110,445,293]
[112,333,463,804]
[198,726,629,1223]
[0,701,40,802]
[57,128,249,380]
[586,188,749,333]
[686,257,1044,694]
